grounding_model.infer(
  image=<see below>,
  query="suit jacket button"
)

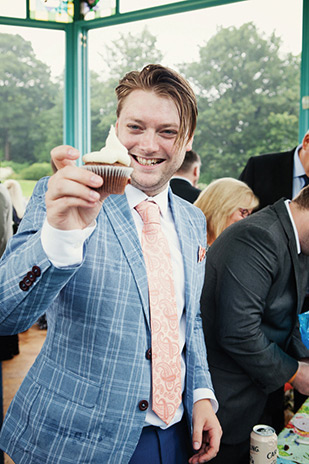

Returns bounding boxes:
[19,281,29,291]
[32,266,41,277]
[23,276,32,287]
[146,348,152,360]
[138,400,149,411]
[27,271,36,282]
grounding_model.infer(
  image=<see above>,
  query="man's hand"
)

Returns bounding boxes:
[189,399,222,463]
[50,145,80,171]
[46,145,108,231]
[291,360,309,395]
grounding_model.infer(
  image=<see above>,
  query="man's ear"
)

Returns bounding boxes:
[185,136,194,151]
[303,133,309,150]
[193,165,199,177]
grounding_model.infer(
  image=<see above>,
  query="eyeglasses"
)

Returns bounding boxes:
[239,208,251,218]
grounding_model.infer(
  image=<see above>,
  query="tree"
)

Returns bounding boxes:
[180,23,300,183]
[102,27,164,80]
[0,33,60,163]
[90,27,164,150]
[34,80,64,162]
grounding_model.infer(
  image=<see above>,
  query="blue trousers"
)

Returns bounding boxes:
[129,418,193,464]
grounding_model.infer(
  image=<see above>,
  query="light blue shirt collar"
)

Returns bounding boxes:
[293,144,305,177]
[125,183,169,218]
[292,144,306,198]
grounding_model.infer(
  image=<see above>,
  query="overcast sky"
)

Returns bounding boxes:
[1,0,304,79]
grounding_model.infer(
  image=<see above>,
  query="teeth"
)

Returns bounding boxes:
[136,157,160,166]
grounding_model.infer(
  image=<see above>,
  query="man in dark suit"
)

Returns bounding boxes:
[240,129,309,418]
[170,150,201,203]
[201,186,309,464]
[239,130,309,210]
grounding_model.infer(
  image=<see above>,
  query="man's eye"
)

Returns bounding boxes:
[128,124,141,131]
[162,130,177,136]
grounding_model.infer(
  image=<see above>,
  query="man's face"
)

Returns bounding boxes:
[116,89,193,196]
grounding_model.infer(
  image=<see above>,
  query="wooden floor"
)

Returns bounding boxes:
[1,326,46,464]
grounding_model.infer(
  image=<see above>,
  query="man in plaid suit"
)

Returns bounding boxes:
[0,65,221,464]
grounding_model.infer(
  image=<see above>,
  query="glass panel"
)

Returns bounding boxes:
[89,0,302,182]
[82,0,117,21]
[29,0,74,23]
[0,26,64,177]
[120,0,182,14]
[0,0,26,18]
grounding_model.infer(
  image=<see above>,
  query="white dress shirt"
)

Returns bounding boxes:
[285,200,301,255]
[41,183,217,429]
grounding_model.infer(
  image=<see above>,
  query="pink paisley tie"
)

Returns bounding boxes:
[135,200,181,425]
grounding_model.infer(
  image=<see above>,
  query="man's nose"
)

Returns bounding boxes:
[139,130,159,153]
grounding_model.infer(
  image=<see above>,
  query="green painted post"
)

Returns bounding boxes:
[299,0,309,140]
[64,22,90,165]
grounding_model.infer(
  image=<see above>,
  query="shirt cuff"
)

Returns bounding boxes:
[41,218,96,268]
[194,388,219,413]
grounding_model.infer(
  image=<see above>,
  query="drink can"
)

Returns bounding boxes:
[250,424,277,464]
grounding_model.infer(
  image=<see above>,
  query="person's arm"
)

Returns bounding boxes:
[191,308,218,406]
[0,178,77,334]
[189,399,222,464]
[187,227,221,461]
[0,186,12,256]
[287,318,309,360]
[0,146,106,334]
[210,226,299,393]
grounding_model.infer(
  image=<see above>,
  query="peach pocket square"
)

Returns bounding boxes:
[198,245,206,263]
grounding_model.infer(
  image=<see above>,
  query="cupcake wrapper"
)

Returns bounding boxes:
[83,165,133,195]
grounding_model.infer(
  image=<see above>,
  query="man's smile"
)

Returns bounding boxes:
[131,155,165,166]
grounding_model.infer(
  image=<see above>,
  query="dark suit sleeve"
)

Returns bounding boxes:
[287,319,309,360]
[212,226,299,394]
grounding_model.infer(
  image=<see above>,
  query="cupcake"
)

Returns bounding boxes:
[82,125,133,195]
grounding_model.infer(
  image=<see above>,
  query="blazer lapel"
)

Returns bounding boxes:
[274,200,303,313]
[102,194,151,327]
[168,191,201,323]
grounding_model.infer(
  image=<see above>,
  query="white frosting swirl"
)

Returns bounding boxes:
[82,125,131,166]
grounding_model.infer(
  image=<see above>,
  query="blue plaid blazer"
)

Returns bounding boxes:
[0,177,214,464]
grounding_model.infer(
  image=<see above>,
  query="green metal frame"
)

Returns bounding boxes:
[0,0,308,153]
[300,0,309,140]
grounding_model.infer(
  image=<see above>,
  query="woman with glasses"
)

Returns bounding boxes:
[194,177,259,247]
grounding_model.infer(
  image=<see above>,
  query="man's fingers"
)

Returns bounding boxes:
[198,432,221,462]
[189,438,220,463]
[50,145,80,170]
[47,166,102,199]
